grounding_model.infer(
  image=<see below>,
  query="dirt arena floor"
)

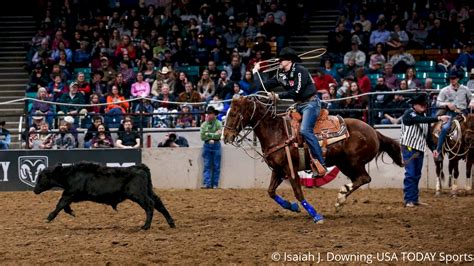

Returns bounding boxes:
[0,188,473,264]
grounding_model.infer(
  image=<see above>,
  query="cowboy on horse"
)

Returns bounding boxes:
[253,47,327,177]
[434,69,472,159]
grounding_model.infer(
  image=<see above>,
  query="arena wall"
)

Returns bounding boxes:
[143,128,471,190]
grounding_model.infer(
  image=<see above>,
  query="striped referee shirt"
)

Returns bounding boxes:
[400,108,438,152]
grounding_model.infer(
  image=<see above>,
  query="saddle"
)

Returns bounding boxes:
[283,108,349,172]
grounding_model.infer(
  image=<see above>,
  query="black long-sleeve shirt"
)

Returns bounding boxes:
[262,63,317,102]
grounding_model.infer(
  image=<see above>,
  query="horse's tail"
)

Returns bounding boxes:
[376,131,403,167]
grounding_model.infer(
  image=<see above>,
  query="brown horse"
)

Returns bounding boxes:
[223,96,403,223]
[433,114,474,196]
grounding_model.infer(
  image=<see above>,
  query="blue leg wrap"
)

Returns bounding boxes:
[274,195,300,212]
[301,199,324,222]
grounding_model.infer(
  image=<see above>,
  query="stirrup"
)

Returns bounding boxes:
[311,159,327,178]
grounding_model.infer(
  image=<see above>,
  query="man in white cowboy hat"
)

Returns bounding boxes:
[151,66,176,96]
[253,47,327,178]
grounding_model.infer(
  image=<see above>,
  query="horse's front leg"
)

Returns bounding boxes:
[268,169,300,212]
[286,170,323,223]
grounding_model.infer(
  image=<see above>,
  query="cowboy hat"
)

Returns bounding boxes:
[408,93,428,105]
[32,111,44,120]
[206,106,220,115]
[449,69,461,79]
[278,47,302,62]
[159,66,171,74]
[64,116,75,124]
[255,33,266,40]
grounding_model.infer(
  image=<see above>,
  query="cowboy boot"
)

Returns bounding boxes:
[311,159,327,178]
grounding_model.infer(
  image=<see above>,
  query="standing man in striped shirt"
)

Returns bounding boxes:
[400,94,450,207]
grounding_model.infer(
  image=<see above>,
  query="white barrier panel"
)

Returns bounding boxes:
[143,128,471,189]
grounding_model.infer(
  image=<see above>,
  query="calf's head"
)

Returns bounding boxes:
[34,165,63,194]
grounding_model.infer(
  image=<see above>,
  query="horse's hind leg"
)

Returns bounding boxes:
[268,169,299,213]
[449,158,460,197]
[335,166,371,212]
[286,172,323,223]
[466,155,473,191]
[435,159,444,196]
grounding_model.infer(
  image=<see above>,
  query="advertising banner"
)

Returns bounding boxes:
[0,149,141,191]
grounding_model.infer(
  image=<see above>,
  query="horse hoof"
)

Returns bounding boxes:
[313,214,324,224]
[435,191,441,197]
[334,203,343,212]
[315,219,325,225]
[290,202,300,213]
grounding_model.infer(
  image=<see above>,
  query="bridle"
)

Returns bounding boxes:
[223,95,276,157]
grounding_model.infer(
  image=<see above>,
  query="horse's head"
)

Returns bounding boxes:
[223,96,255,144]
[463,114,474,147]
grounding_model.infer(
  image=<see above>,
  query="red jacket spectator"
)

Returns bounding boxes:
[312,70,336,93]
[356,68,371,93]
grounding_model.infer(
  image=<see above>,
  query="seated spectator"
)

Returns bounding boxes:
[252,33,272,60]
[98,56,117,86]
[381,94,409,124]
[372,77,393,123]
[241,16,259,42]
[153,83,177,111]
[176,105,196,128]
[87,93,104,115]
[356,67,371,94]
[343,81,368,121]
[91,124,114,148]
[73,41,91,68]
[343,37,366,67]
[451,43,473,72]
[369,20,391,48]
[151,67,175,96]
[313,68,337,94]
[216,70,231,99]
[115,35,137,61]
[29,121,54,150]
[427,19,448,49]
[116,120,140,149]
[261,14,284,52]
[143,60,156,87]
[391,24,409,47]
[223,24,241,52]
[322,59,340,81]
[467,70,474,91]
[423,78,435,90]
[75,72,92,101]
[27,64,50,92]
[111,73,131,98]
[337,58,357,79]
[134,97,154,127]
[30,87,55,127]
[47,75,67,101]
[197,70,216,100]
[52,120,76,149]
[388,46,415,73]
[56,50,73,76]
[208,95,224,114]
[131,72,151,98]
[119,60,136,86]
[267,2,287,26]
[179,82,202,105]
[383,63,399,90]
[0,121,10,150]
[354,13,371,33]
[157,132,189,147]
[405,67,422,89]
[410,21,429,49]
[105,85,129,128]
[57,82,87,124]
[369,43,387,73]
[64,115,79,144]
[49,64,70,83]
[235,37,251,64]
[239,70,258,95]
[327,23,351,63]
[51,41,73,62]
[90,71,107,101]
[84,115,110,148]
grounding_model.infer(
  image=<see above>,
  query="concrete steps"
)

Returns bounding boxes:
[0,15,34,148]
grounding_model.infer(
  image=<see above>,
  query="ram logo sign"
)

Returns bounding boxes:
[18,156,48,187]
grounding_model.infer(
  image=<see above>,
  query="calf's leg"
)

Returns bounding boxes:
[128,194,155,230]
[64,204,75,217]
[151,192,176,228]
[47,194,73,222]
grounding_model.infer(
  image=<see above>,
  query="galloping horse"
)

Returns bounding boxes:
[223,96,403,223]
[433,114,474,196]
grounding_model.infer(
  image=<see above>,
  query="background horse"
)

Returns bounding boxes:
[433,114,474,196]
[223,96,403,223]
